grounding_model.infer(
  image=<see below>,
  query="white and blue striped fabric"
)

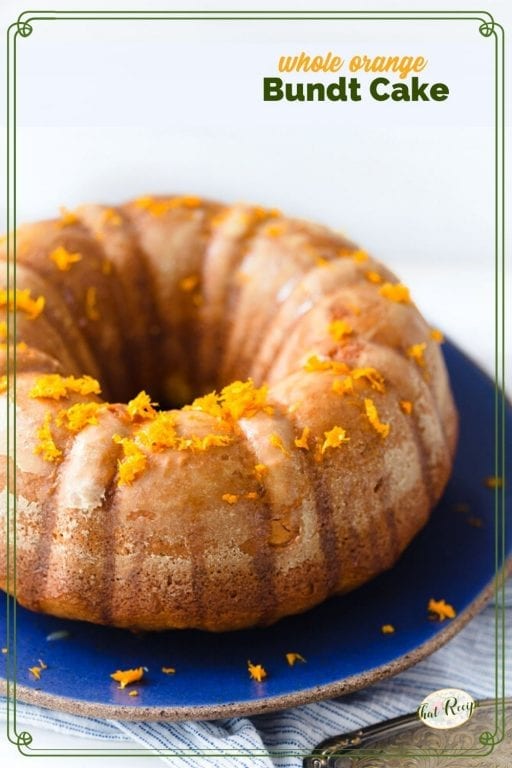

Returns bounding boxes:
[1,581,510,767]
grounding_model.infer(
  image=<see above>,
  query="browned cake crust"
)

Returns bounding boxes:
[0,196,458,631]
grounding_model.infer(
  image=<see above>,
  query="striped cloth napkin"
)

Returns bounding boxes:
[1,580,510,767]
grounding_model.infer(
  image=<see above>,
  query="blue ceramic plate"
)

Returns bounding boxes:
[1,341,510,720]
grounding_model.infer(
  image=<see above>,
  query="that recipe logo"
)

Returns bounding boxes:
[263,52,449,103]
[418,688,479,730]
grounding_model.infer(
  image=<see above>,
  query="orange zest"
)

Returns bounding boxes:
[484,475,503,489]
[294,427,311,450]
[110,667,145,689]
[49,245,82,271]
[365,270,383,284]
[248,660,267,682]
[378,282,411,304]
[303,355,350,375]
[269,433,291,457]
[332,376,354,396]
[407,342,427,367]
[428,598,456,621]
[430,328,444,343]
[0,288,45,319]
[322,426,349,453]
[328,319,353,343]
[127,391,158,421]
[29,374,101,400]
[59,206,79,226]
[113,435,147,486]
[364,398,390,438]
[134,195,202,216]
[351,367,386,393]
[222,493,238,504]
[34,413,62,463]
[56,402,102,433]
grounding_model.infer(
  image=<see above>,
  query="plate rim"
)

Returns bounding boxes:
[2,568,508,722]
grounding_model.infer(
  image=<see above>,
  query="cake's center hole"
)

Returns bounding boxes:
[121,366,256,413]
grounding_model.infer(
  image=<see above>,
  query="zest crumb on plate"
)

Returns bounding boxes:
[285,652,306,666]
[247,660,267,682]
[428,598,456,621]
[110,667,145,689]
[484,475,503,489]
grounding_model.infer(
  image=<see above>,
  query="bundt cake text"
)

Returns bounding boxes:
[263,76,449,102]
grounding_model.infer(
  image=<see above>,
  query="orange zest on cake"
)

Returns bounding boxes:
[378,282,411,304]
[127,391,158,421]
[101,207,123,226]
[33,413,62,462]
[430,328,444,343]
[294,427,311,450]
[328,319,353,342]
[332,376,354,396]
[364,398,390,438]
[269,433,291,457]
[59,206,79,226]
[30,374,101,400]
[134,195,202,216]
[113,435,147,486]
[0,288,45,319]
[365,270,383,284]
[407,342,427,367]
[322,426,350,453]
[49,245,82,271]
[303,355,350,375]
[351,367,386,393]
[222,493,238,504]
[56,402,102,432]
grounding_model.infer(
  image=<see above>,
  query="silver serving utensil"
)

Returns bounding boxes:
[304,698,511,767]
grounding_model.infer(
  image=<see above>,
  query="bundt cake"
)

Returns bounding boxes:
[0,195,458,631]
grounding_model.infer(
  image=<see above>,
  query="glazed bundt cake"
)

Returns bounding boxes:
[0,195,458,631]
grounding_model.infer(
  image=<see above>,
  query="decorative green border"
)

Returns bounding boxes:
[3,7,506,762]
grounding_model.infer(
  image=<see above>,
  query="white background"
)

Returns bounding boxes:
[0,0,510,763]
